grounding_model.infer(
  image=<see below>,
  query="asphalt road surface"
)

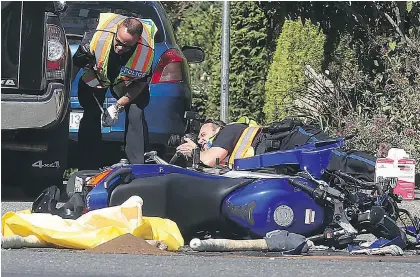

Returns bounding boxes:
[2,248,420,277]
[2,191,420,277]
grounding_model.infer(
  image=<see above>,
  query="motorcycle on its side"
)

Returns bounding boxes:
[34,148,420,249]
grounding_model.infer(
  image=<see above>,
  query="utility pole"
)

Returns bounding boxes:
[220,0,230,123]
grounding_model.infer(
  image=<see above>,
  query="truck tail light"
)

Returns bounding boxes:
[46,24,66,80]
[151,49,183,84]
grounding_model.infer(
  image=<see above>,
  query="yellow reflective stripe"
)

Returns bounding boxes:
[99,32,115,66]
[97,14,126,33]
[87,14,158,88]
[235,127,259,159]
[90,31,102,56]
[142,23,152,45]
[91,14,121,52]
[93,14,126,66]
[228,127,260,168]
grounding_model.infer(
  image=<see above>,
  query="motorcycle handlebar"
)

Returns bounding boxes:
[333,171,375,188]
[288,178,315,196]
[104,167,133,189]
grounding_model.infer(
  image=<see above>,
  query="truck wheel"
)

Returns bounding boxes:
[11,113,70,199]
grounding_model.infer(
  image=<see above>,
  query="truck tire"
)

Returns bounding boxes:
[2,112,70,199]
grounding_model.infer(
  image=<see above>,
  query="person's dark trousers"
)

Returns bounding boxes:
[77,80,107,170]
[77,79,150,169]
[123,85,150,164]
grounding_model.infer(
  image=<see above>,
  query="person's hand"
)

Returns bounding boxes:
[80,44,96,68]
[101,103,124,127]
[73,43,96,69]
[176,138,198,157]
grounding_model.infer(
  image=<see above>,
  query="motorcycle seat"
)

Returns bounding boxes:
[109,173,252,236]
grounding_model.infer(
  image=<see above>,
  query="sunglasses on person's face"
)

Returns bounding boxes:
[114,34,138,50]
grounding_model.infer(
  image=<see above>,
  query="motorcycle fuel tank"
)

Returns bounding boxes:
[221,177,326,237]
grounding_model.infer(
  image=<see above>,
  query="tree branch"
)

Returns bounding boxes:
[334,2,378,45]
[383,11,415,48]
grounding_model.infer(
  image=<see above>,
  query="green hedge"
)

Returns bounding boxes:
[206,1,269,122]
[263,19,326,122]
[174,2,222,117]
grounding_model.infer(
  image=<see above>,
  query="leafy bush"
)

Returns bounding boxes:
[173,2,222,117]
[285,31,420,164]
[263,19,326,123]
[206,1,269,122]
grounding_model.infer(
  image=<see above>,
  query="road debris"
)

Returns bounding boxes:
[349,245,404,256]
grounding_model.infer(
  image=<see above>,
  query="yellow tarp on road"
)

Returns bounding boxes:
[1,196,184,250]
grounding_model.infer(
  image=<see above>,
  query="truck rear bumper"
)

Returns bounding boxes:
[1,83,67,130]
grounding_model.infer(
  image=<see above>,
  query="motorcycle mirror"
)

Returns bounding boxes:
[369,206,386,226]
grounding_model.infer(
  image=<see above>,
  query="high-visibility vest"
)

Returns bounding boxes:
[236,116,259,127]
[81,13,157,97]
[219,126,261,169]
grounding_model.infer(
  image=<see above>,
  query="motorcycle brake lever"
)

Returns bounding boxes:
[301,167,329,186]
[144,151,169,165]
[299,168,346,202]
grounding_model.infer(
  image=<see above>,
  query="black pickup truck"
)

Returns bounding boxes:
[1,1,72,196]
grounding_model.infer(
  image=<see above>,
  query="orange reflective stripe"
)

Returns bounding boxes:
[141,48,153,72]
[131,38,143,69]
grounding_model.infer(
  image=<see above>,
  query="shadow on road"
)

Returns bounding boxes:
[1,185,35,202]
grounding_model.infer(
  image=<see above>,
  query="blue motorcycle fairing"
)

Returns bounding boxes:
[86,163,326,238]
[222,177,325,237]
[86,137,348,211]
[86,164,239,211]
[234,139,344,178]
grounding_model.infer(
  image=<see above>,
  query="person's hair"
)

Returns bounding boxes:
[204,119,226,131]
[118,18,143,37]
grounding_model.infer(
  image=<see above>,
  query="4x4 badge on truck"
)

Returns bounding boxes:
[32,160,60,169]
